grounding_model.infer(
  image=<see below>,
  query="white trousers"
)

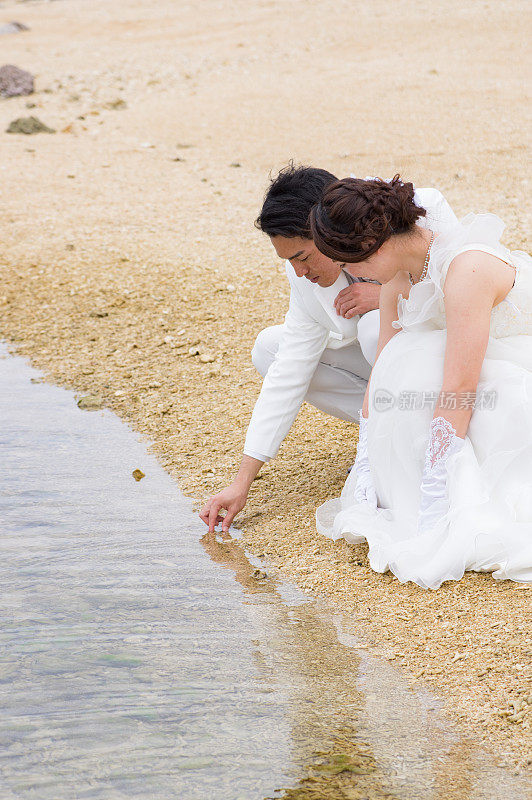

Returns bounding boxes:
[251,309,380,424]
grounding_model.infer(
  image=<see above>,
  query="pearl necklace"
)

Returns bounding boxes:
[409,231,435,286]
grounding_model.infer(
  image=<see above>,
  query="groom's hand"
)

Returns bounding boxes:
[199,455,264,533]
[200,483,248,533]
[334,283,381,318]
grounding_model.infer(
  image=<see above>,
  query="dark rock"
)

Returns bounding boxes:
[104,98,127,110]
[0,64,34,97]
[0,22,30,36]
[6,116,55,134]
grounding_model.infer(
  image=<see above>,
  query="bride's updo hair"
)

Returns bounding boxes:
[310,174,426,263]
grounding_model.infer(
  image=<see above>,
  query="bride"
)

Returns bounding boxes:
[309,175,532,589]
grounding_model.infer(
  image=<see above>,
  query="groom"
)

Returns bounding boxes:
[200,165,458,532]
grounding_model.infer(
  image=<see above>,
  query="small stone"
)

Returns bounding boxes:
[104,99,127,110]
[89,309,108,318]
[199,353,215,363]
[77,394,103,411]
[65,243,75,251]
[188,346,200,356]
[0,22,30,36]
[6,116,55,135]
[251,568,268,580]
[148,381,161,388]
[132,468,145,482]
[226,283,236,292]
[229,162,241,167]
[0,65,34,97]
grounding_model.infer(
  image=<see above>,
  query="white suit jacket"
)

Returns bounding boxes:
[244,188,458,461]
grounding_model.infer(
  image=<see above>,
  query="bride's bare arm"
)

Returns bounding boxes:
[361,272,411,417]
[437,251,515,436]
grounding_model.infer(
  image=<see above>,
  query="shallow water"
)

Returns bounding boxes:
[0,343,528,800]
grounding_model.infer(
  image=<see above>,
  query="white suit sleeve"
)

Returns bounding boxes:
[244,449,271,464]
[244,289,330,461]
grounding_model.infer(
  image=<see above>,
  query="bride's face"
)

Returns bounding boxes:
[341,238,400,284]
[270,235,343,287]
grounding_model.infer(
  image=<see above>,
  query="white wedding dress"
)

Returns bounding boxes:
[316,213,532,589]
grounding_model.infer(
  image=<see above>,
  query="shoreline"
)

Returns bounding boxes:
[0,0,530,777]
[2,314,530,774]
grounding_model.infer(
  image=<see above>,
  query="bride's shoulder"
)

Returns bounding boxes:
[444,250,514,304]
[446,249,502,279]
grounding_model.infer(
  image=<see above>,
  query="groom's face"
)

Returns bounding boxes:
[270,236,343,287]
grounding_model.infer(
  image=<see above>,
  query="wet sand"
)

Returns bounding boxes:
[0,0,530,780]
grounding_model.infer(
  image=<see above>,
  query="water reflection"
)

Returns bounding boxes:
[201,509,530,800]
[202,532,394,798]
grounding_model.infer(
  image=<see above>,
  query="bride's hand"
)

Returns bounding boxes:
[352,411,378,510]
[418,416,465,534]
[353,470,378,509]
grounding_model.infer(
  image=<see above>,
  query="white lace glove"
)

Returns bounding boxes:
[352,411,378,509]
[418,416,465,535]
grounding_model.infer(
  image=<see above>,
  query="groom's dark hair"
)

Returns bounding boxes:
[255,162,337,239]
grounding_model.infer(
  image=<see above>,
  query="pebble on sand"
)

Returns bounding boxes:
[0,22,30,36]
[6,116,56,135]
[0,64,34,97]
[132,468,145,482]
[77,394,104,411]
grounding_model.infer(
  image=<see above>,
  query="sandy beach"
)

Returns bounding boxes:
[1,0,530,780]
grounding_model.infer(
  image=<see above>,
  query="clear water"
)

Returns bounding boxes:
[0,344,528,800]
